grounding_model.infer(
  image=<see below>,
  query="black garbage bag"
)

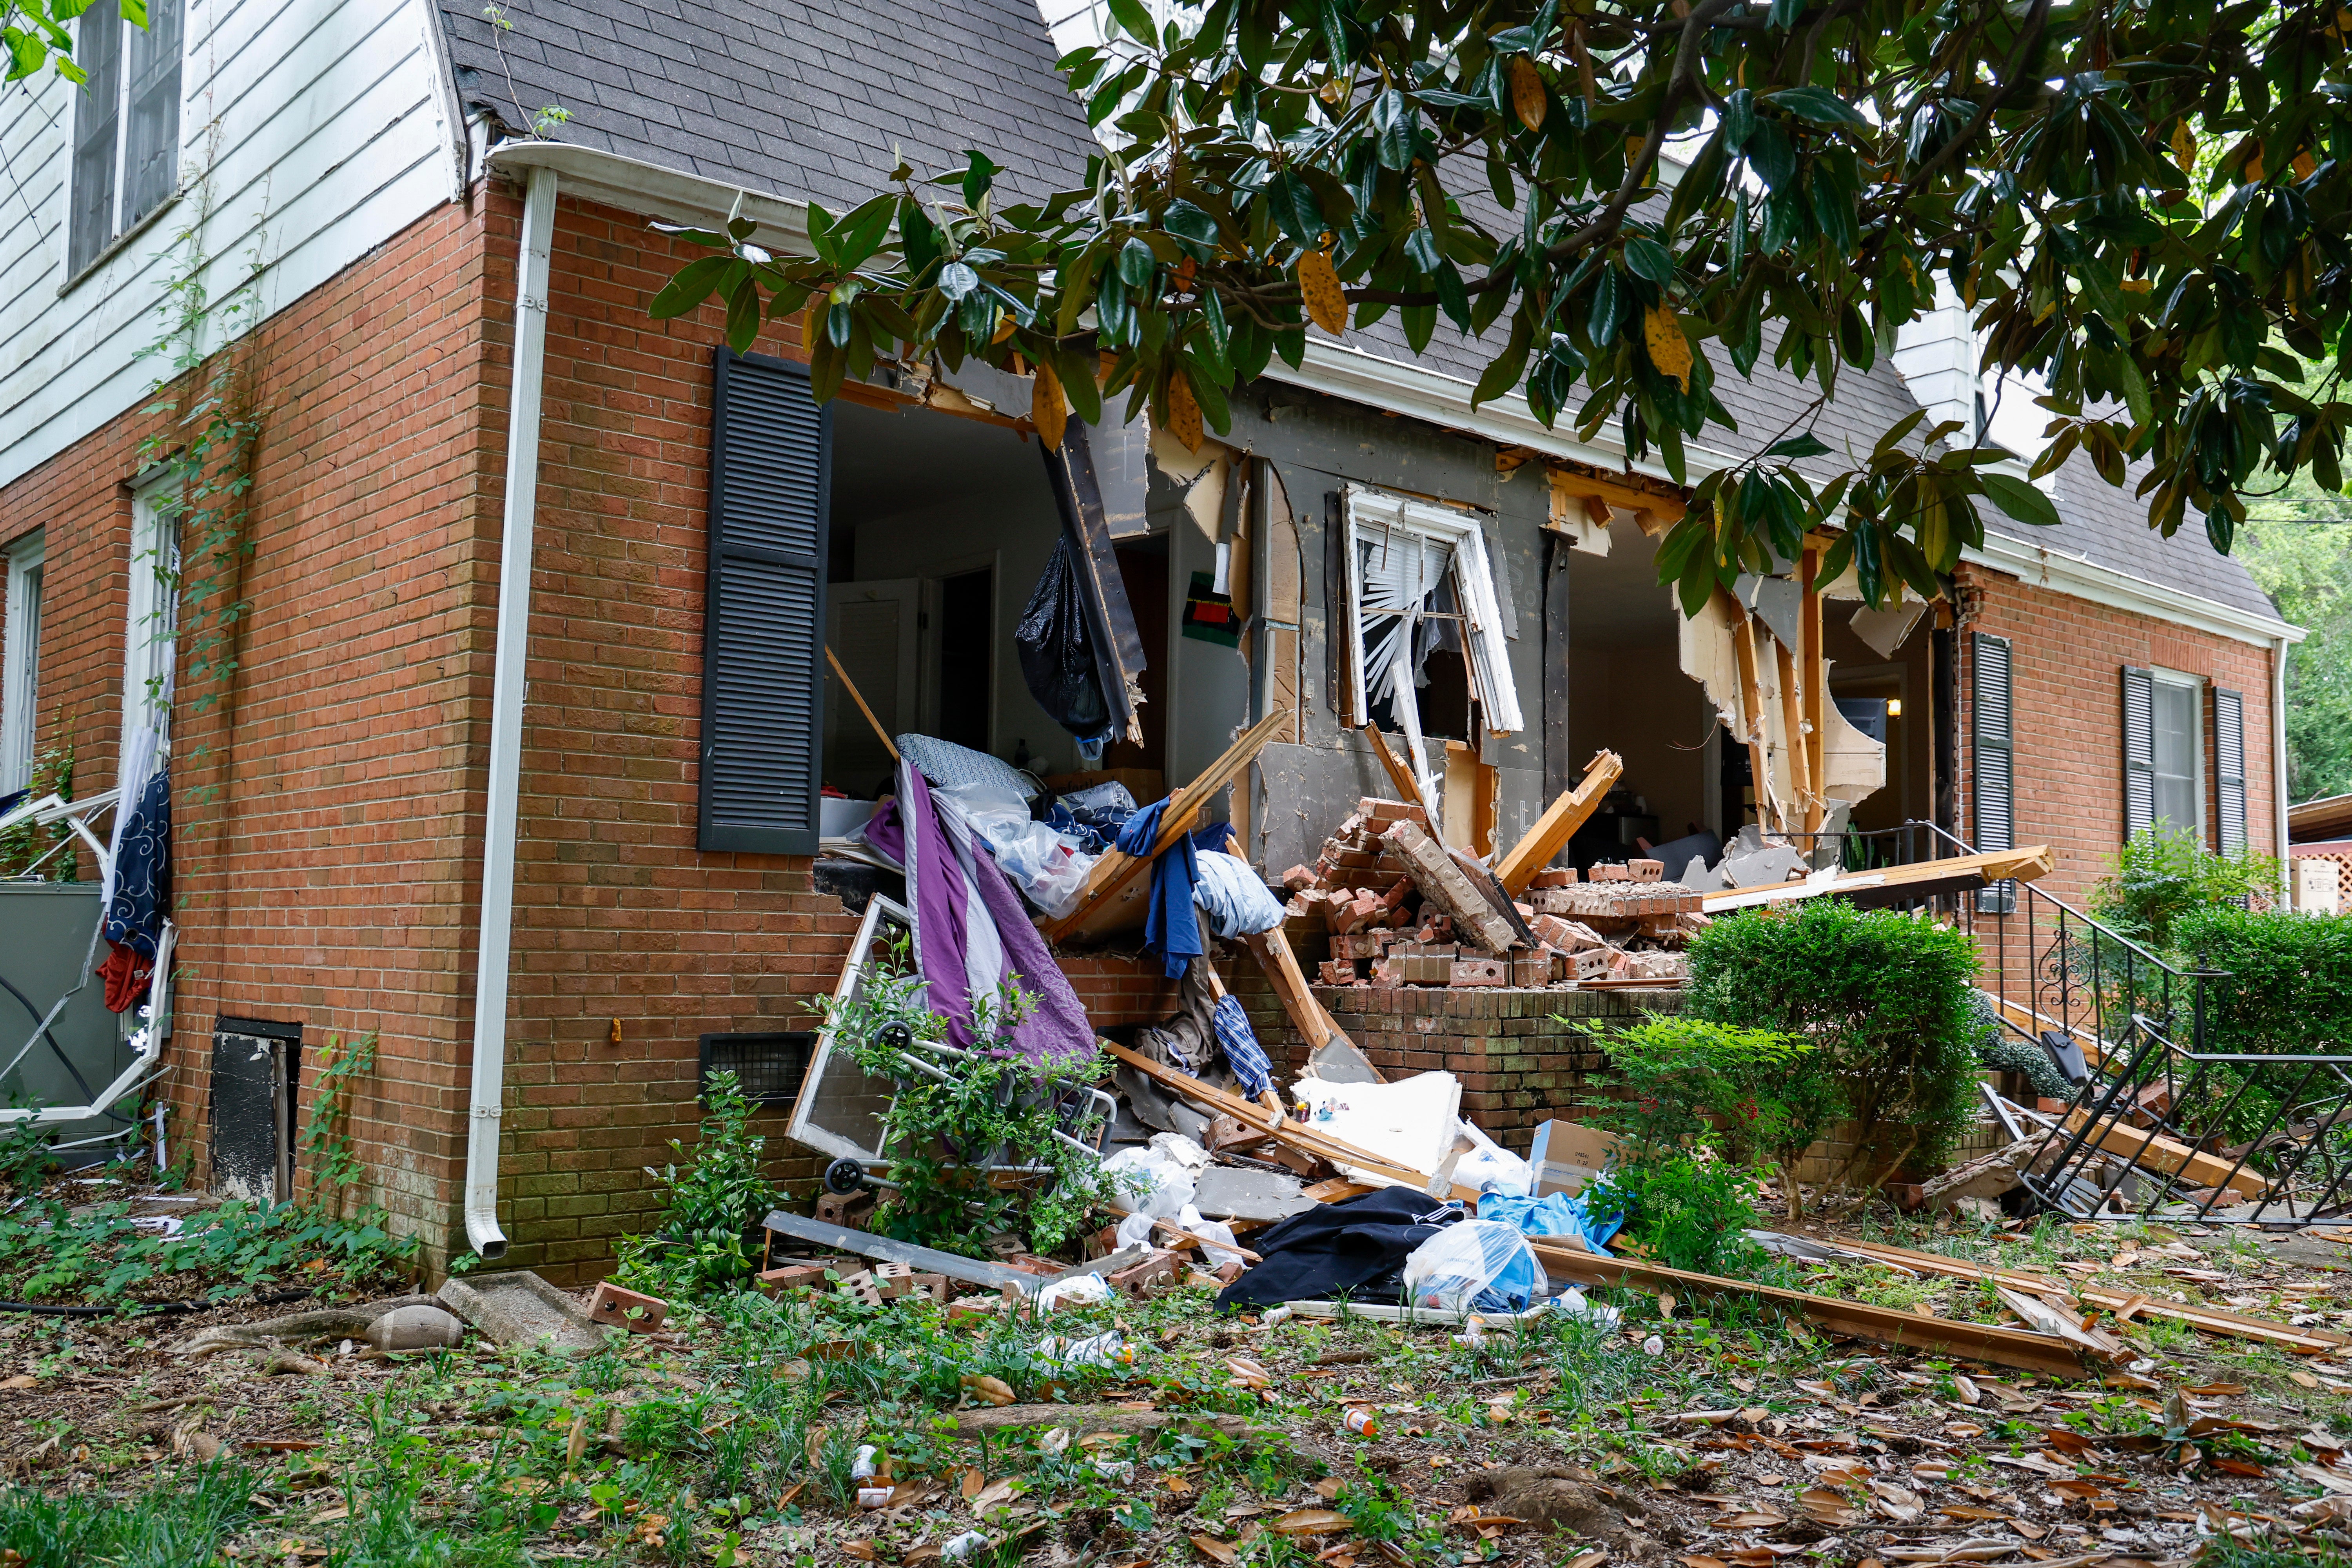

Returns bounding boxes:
[1016,533,1111,737]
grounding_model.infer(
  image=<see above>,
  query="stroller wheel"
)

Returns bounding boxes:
[823,1158,870,1195]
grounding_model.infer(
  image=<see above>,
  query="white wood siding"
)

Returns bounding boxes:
[0,0,459,489]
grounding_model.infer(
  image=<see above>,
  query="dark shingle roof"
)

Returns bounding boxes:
[437,0,1102,210]
[448,0,2285,628]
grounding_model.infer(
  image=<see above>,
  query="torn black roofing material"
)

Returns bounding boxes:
[441,0,2286,629]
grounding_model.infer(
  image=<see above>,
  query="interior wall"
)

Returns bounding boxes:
[1823,600,1936,833]
[1564,517,1715,848]
[830,401,1084,787]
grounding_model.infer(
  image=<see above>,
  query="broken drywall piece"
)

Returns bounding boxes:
[1308,1031,1383,1085]
[1715,824,1808,888]
[1848,599,1929,659]
[1738,573,1804,651]
[437,1271,608,1357]
[1191,1165,1316,1223]
[1147,424,1232,539]
[1820,683,1888,802]
[1290,1071,1463,1180]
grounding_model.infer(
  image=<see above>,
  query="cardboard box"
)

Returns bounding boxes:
[1527,1120,1623,1197]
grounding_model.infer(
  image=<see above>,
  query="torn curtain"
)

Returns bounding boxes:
[863,761,1093,1063]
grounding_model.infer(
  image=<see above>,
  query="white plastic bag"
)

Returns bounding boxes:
[1034,1275,1114,1313]
[1101,1143,1196,1219]
[1401,1220,1541,1314]
[1176,1203,1245,1267]
[1454,1119,1533,1198]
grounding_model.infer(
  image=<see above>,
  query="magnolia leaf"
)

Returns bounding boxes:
[1979,473,2062,529]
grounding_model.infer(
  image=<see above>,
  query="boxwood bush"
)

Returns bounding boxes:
[2171,905,2352,1057]
[1684,899,1983,1198]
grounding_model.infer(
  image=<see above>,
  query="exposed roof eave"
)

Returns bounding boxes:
[480,140,2306,650]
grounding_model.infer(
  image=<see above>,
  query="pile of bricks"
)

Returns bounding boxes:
[1277,800,1699,990]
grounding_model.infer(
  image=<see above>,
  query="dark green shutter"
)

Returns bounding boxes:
[2213,686,2246,853]
[2122,665,2155,842]
[1971,633,2014,913]
[697,349,830,855]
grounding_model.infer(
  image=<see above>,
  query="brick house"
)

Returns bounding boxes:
[0,0,2299,1275]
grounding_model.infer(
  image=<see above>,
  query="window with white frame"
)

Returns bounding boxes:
[2,532,44,794]
[2150,669,2203,837]
[68,0,183,278]
[1336,486,1523,808]
[125,483,180,742]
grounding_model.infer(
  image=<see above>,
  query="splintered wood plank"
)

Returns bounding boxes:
[1043,711,1290,943]
[1494,749,1624,894]
[1529,1242,2090,1379]
[2060,1110,2270,1199]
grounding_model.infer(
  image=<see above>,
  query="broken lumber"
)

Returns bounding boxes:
[1383,819,1519,955]
[1495,750,1624,895]
[1701,845,2056,914]
[1044,710,1289,943]
[1817,1235,2349,1354]
[1102,1042,1483,1203]
[1359,724,1438,823]
[1241,926,1363,1067]
[1526,1240,2092,1379]
[764,1210,1145,1296]
[2057,1109,2269,1200]
[1916,1138,2044,1212]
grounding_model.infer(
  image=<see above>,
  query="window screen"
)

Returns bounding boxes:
[2151,678,2199,834]
[66,0,181,278]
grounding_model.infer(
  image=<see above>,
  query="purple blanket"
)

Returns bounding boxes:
[861,762,1095,1063]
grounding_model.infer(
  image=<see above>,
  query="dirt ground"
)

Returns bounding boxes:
[11,1182,2352,1568]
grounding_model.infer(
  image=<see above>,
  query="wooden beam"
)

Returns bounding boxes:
[1043,711,1290,943]
[1723,592,1775,833]
[1494,750,1624,894]
[1701,844,2056,913]
[1774,635,1811,838]
[2060,1109,2270,1199]
[1800,546,1827,834]
[1819,1236,2347,1354]
[1526,1241,2092,1379]
[1103,1041,1481,1203]
[1241,927,1356,1058]
[1359,724,1438,822]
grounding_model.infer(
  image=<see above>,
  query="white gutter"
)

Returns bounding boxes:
[463,160,559,1260]
[2274,634,2292,882]
[484,140,811,248]
[1962,531,2303,650]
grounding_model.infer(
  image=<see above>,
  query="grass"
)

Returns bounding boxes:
[0,1457,255,1568]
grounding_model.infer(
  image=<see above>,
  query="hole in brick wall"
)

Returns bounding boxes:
[698,1031,815,1107]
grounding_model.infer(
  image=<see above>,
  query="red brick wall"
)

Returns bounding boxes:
[1954,564,2282,911]
[0,194,506,1265]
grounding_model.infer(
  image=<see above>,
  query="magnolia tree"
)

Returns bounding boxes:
[651,0,2348,611]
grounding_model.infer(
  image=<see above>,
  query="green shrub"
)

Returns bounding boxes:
[813,937,1124,1258]
[2090,827,2279,951]
[1684,900,1983,1195]
[1569,1015,1819,1271]
[614,1069,775,1298]
[2172,904,2352,1056]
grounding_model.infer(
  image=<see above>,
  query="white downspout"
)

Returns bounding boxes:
[2274,634,2292,884]
[464,161,559,1259]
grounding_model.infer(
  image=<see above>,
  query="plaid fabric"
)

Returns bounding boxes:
[1213,995,1274,1098]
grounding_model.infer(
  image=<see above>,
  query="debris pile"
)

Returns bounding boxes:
[1278,797,1694,989]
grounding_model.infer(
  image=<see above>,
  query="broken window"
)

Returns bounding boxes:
[1336,489,1523,806]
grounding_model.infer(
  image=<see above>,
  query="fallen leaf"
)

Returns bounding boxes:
[841,1542,876,1563]
[1869,1482,1924,1523]
[962,1374,1016,1407]
[1192,1535,1238,1564]
[0,1377,33,1391]
[1274,1510,1351,1538]
[1565,1553,1607,1568]
[1711,1513,1787,1530]
[1169,1475,1196,1495]
[1953,1376,1979,1405]
[972,1479,1017,1513]
[962,1468,984,1501]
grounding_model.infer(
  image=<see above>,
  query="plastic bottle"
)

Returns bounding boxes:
[851,1444,879,1480]
[857,1486,893,1510]
[1343,1406,1379,1437]
[1038,1330,1135,1368]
